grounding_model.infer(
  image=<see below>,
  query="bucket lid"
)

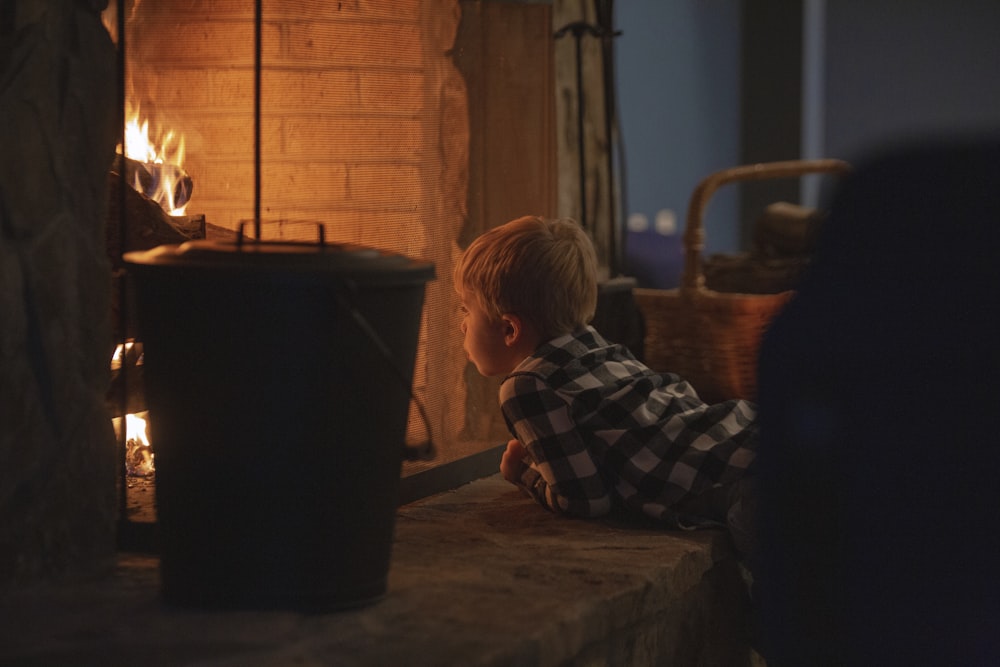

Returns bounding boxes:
[123,237,435,285]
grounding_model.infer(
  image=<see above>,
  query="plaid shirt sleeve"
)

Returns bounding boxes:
[500,373,613,517]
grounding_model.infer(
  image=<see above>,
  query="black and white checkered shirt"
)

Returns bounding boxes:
[500,326,758,522]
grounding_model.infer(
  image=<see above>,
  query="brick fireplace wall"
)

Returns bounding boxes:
[121,0,476,465]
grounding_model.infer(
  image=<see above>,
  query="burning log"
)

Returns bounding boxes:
[105,165,205,368]
[112,153,193,212]
[105,168,204,269]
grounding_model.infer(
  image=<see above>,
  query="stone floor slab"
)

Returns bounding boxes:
[0,475,755,666]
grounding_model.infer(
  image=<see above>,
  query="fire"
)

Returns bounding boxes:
[111,342,155,477]
[119,105,191,216]
[123,412,155,477]
[124,115,173,164]
[111,410,155,478]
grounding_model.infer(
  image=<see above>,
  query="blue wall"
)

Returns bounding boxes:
[616,1,1000,289]
[823,1,1000,163]
[615,1,742,289]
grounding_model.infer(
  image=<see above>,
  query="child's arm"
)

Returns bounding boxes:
[500,375,612,517]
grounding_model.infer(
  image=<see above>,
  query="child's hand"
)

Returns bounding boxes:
[500,438,528,483]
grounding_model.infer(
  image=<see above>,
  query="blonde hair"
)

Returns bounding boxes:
[455,215,598,340]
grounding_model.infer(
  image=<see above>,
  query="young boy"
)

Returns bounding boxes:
[455,215,758,559]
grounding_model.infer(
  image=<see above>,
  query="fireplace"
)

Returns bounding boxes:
[2,0,630,585]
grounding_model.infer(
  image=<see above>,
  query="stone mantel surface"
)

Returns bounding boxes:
[0,475,756,666]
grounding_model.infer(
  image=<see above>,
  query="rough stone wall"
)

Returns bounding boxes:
[0,0,119,585]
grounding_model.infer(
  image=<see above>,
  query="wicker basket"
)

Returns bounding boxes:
[633,159,851,403]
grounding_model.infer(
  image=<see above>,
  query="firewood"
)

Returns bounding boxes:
[106,169,205,342]
[105,170,204,269]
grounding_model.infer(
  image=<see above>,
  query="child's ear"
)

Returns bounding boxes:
[501,313,523,346]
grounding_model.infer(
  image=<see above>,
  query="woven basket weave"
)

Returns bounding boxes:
[633,159,851,404]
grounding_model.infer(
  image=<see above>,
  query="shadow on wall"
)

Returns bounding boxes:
[755,137,1000,666]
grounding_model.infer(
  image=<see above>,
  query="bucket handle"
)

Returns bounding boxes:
[234,220,328,248]
[333,284,436,462]
[234,220,434,461]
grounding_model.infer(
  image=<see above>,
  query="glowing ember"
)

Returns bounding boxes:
[119,105,191,216]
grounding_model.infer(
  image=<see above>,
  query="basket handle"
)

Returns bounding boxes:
[681,159,852,290]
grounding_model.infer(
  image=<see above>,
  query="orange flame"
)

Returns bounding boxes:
[124,412,155,477]
[120,105,189,216]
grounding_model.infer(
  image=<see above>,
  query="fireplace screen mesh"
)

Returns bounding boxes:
[108,0,555,492]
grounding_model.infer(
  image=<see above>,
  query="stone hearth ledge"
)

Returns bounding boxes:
[0,475,757,666]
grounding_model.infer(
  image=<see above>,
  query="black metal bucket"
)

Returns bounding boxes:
[123,233,435,611]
